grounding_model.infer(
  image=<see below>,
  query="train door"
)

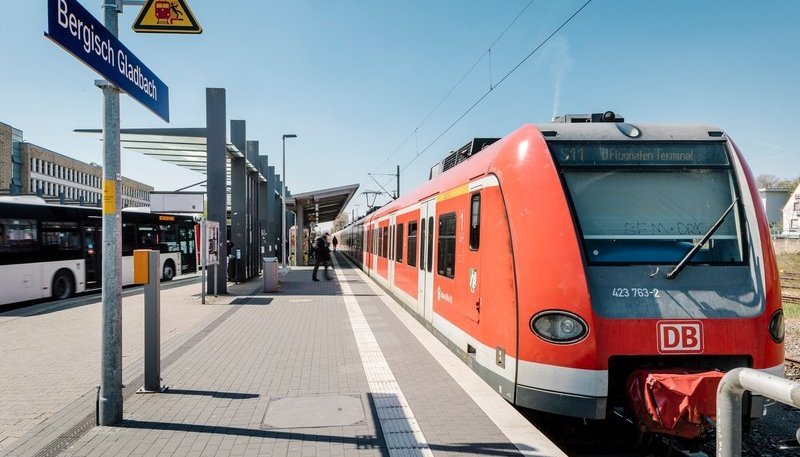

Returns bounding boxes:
[83,224,101,287]
[418,199,436,322]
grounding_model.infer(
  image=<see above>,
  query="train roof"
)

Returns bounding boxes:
[363,119,732,224]
[533,122,726,142]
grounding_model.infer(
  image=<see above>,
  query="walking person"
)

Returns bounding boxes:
[312,233,332,281]
[332,235,339,252]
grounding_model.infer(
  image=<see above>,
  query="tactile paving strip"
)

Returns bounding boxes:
[335,266,434,457]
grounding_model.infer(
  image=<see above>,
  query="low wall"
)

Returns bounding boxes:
[772,237,800,255]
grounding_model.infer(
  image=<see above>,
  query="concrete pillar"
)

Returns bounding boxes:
[206,88,227,294]
[230,120,246,282]
[266,165,276,256]
[275,176,284,259]
[258,155,270,257]
[247,140,260,275]
[296,201,305,266]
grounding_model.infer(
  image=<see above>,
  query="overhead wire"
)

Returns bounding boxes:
[368,0,536,179]
[386,0,594,184]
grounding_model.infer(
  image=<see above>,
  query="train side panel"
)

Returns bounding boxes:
[429,176,519,400]
[393,207,420,307]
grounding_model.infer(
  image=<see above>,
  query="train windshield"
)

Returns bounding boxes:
[550,141,745,265]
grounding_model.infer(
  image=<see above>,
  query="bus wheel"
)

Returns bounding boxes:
[52,270,74,299]
[162,260,176,281]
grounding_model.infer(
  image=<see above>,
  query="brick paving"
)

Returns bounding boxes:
[0,258,559,457]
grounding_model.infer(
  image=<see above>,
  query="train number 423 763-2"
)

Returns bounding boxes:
[611,287,661,298]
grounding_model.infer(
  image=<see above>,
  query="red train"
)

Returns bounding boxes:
[335,112,784,437]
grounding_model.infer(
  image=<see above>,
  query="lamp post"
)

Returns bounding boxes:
[281,134,297,271]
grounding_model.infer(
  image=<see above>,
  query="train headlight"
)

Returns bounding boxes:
[530,311,588,344]
[769,309,784,343]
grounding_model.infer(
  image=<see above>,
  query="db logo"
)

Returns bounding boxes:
[657,320,703,354]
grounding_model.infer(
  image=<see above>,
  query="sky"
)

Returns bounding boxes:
[2,0,799,220]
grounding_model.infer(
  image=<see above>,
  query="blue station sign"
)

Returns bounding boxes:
[46,0,170,122]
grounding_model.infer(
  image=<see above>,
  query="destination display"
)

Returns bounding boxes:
[46,0,169,122]
[550,142,729,166]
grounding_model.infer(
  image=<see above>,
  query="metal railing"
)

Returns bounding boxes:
[717,368,800,456]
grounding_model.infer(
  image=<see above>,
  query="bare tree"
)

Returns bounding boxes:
[776,177,800,191]
[757,174,779,189]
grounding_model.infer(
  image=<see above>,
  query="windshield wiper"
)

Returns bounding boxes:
[665,197,740,280]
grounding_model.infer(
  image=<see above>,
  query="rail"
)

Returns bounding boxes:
[717,368,800,456]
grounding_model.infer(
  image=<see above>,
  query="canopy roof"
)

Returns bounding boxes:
[74,128,266,182]
[287,183,359,225]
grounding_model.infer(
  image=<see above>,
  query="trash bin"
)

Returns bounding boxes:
[262,257,278,292]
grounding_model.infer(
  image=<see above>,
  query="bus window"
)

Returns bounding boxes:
[122,223,136,255]
[0,219,38,253]
[41,221,80,251]
[138,225,158,248]
[159,224,180,252]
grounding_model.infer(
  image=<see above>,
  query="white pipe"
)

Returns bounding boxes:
[717,368,800,456]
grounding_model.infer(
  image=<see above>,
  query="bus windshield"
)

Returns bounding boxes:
[550,142,745,265]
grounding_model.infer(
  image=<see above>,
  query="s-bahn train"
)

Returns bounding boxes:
[335,112,784,437]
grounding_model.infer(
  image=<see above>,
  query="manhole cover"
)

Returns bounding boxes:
[263,395,365,429]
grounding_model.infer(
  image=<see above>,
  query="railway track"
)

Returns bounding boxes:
[783,294,800,303]
[785,356,800,380]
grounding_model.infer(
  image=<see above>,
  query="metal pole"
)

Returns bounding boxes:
[281,137,286,271]
[717,368,800,456]
[98,0,122,426]
[396,164,400,199]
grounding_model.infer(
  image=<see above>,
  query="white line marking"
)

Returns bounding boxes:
[337,256,567,457]
[333,262,434,457]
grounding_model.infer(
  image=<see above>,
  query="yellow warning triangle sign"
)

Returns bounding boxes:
[132,0,202,34]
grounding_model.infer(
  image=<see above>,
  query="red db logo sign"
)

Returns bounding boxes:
[657,320,703,354]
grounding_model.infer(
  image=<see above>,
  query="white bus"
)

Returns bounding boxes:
[0,197,197,306]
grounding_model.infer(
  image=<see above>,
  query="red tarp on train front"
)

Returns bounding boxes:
[627,369,724,439]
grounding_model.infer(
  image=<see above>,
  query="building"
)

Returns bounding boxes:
[759,188,792,234]
[0,121,152,207]
[781,185,800,235]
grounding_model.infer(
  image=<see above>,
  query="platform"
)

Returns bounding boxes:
[0,253,564,457]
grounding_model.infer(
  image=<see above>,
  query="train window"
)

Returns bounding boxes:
[382,226,389,258]
[396,223,404,263]
[554,141,744,265]
[419,219,426,270]
[407,222,417,267]
[427,216,434,272]
[389,225,394,261]
[437,213,456,278]
[470,193,481,250]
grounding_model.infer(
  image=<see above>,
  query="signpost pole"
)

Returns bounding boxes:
[201,220,206,304]
[98,0,123,426]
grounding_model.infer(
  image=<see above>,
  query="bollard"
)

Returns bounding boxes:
[136,249,167,393]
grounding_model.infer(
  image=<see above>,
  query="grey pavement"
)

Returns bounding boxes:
[0,256,562,457]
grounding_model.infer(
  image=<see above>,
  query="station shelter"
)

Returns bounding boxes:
[77,89,358,293]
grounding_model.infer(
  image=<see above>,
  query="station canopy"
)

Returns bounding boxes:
[287,184,359,225]
[76,127,359,223]
[74,127,266,182]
